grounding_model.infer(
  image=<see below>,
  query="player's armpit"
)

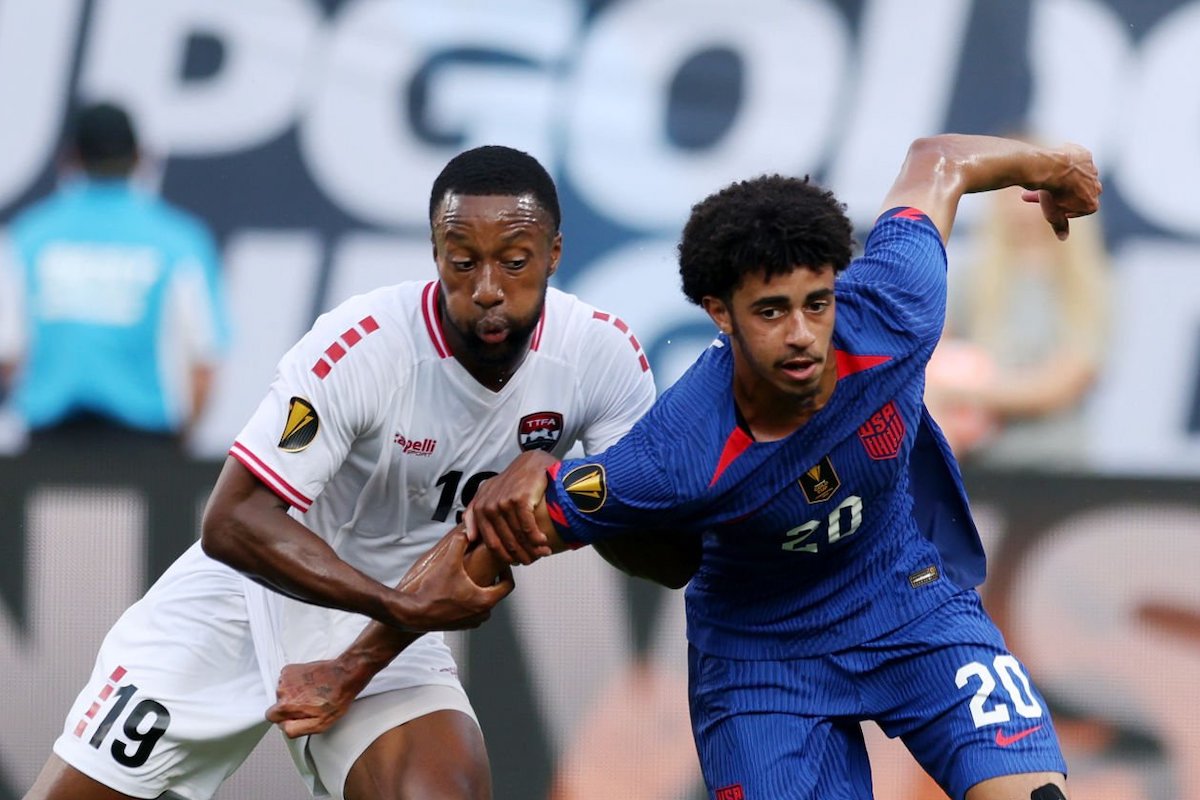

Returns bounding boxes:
[591,529,702,590]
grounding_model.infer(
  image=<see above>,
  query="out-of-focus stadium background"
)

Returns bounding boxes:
[1,1,1198,798]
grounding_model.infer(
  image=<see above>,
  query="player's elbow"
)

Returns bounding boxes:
[199,501,247,569]
[904,136,971,194]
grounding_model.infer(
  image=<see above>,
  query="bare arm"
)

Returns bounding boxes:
[880,135,1101,244]
[267,533,510,737]
[201,457,510,632]
[463,449,565,565]
[464,449,701,588]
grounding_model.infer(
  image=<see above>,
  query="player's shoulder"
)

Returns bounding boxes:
[540,287,650,368]
[861,206,945,255]
[294,281,430,376]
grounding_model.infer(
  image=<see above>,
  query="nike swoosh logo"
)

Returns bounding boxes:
[994,724,1043,747]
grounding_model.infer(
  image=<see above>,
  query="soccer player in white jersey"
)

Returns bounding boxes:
[23,146,656,800]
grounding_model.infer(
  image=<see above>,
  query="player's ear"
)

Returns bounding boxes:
[547,232,562,277]
[701,296,732,335]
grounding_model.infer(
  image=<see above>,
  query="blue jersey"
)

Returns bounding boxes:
[546,209,986,659]
[5,179,229,432]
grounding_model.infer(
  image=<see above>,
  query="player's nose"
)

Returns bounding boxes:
[785,311,817,348]
[473,263,504,308]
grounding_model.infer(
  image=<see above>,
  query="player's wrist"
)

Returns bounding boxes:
[333,648,387,690]
[383,591,424,633]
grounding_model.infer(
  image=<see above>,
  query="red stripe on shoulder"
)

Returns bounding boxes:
[709,426,754,487]
[229,443,313,511]
[591,310,648,370]
[835,350,891,377]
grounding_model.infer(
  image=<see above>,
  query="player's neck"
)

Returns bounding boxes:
[732,358,838,441]
[444,332,533,393]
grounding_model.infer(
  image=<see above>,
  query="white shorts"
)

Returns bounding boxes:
[297,683,479,800]
[52,543,272,800]
[54,542,479,800]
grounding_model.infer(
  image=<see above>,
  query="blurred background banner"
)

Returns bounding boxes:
[1,0,1198,471]
[1,1,1198,798]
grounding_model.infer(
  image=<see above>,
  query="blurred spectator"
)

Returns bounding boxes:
[0,101,229,452]
[925,183,1111,469]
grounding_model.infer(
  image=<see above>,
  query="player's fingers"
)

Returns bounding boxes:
[474,512,516,564]
[463,506,479,542]
[444,610,491,630]
[265,702,315,723]
[1038,190,1070,240]
[281,717,330,738]
[485,505,536,564]
[501,499,546,561]
[482,567,515,601]
[444,526,470,556]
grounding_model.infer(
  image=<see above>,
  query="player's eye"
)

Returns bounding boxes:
[451,259,474,270]
[759,307,786,320]
[807,300,831,313]
[503,259,527,270]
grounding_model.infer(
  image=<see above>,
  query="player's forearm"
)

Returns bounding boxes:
[907,135,1072,197]
[206,503,412,628]
[333,542,509,684]
[887,135,1094,239]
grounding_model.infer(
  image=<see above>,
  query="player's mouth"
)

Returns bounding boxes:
[476,318,511,345]
[778,356,819,383]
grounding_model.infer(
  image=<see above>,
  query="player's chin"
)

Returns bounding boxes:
[775,375,820,399]
[473,339,522,364]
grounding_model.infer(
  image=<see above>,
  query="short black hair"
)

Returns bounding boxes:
[678,174,854,305]
[69,102,138,175]
[429,145,560,231]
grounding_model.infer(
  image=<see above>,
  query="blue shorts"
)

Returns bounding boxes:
[688,590,1066,800]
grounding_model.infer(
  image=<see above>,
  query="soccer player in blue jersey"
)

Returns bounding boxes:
[266,134,1100,800]
[465,134,1099,800]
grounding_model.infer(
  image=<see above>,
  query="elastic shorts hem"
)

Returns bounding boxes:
[52,738,188,800]
[303,683,478,800]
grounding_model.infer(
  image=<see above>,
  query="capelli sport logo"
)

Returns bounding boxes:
[278,397,319,452]
[563,463,606,513]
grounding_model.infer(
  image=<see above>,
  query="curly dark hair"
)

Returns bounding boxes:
[678,174,854,304]
[429,145,561,231]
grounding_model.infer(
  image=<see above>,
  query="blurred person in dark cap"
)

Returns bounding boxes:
[0,100,229,451]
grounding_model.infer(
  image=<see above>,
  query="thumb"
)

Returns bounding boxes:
[1038,190,1070,240]
[281,719,321,739]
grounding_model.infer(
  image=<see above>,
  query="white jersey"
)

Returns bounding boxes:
[231,281,655,696]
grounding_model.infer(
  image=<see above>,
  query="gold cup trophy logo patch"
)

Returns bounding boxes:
[563,464,606,513]
[278,397,320,452]
[798,455,840,504]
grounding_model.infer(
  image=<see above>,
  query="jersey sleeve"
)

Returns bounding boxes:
[847,207,948,348]
[229,301,394,511]
[545,416,679,546]
[575,311,657,454]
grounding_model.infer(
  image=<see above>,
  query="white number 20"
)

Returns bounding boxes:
[955,655,1044,728]
[781,495,863,552]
